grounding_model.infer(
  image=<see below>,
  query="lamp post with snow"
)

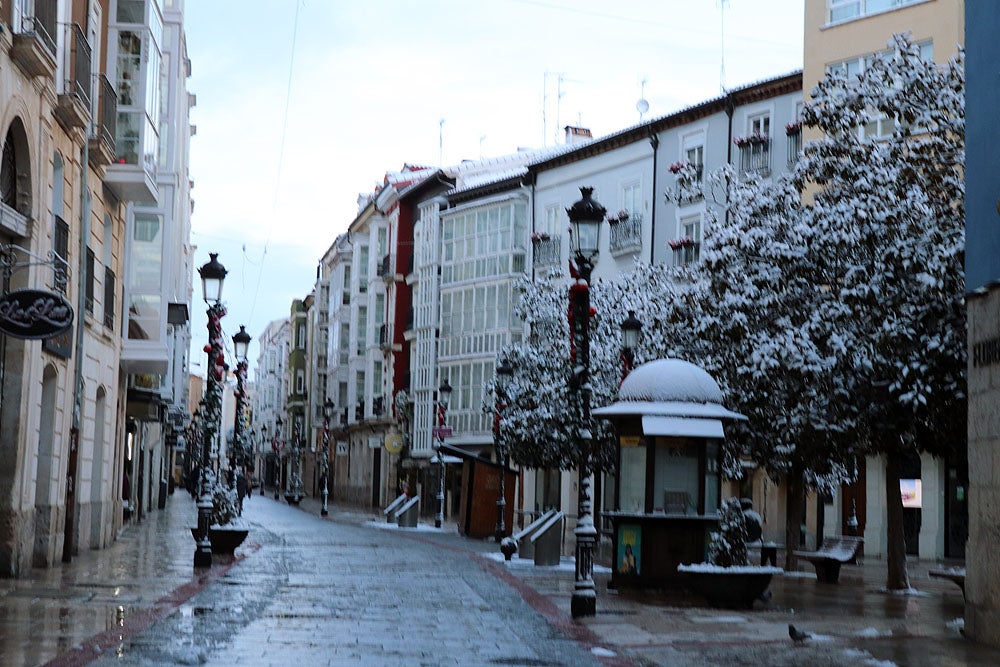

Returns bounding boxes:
[322,398,335,516]
[620,310,642,382]
[194,252,227,568]
[494,359,514,542]
[231,325,251,490]
[273,416,283,500]
[567,186,605,618]
[433,378,453,529]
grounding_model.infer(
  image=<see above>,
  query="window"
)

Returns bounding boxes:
[296,369,305,394]
[673,214,702,265]
[737,113,771,176]
[829,0,924,23]
[749,113,770,138]
[827,42,933,139]
[621,182,641,216]
[543,205,559,236]
[85,248,95,314]
[53,216,69,294]
[103,267,116,329]
[297,323,306,349]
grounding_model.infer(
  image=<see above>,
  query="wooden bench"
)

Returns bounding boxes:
[793,535,863,583]
[928,567,966,597]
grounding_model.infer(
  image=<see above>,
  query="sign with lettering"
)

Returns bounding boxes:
[0,289,74,340]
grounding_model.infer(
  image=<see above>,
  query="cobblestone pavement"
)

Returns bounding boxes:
[2,490,999,666]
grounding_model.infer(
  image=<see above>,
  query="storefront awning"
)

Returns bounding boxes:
[641,415,725,438]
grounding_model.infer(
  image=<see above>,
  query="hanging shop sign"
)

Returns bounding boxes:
[0,289,75,340]
[384,433,403,455]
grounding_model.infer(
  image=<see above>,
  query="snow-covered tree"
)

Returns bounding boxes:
[796,33,966,590]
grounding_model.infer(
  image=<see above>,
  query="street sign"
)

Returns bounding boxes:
[433,427,453,438]
[384,433,403,454]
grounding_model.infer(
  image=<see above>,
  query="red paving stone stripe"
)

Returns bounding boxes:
[42,542,259,667]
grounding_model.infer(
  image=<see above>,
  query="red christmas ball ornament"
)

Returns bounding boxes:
[589,306,597,316]
[203,344,212,353]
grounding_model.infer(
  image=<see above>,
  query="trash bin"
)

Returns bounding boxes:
[532,512,564,567]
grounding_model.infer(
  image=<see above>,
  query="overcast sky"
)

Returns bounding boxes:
[183,0,804,375]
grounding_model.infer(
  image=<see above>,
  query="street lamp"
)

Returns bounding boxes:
[195,253,228,568]
[231,325,251,495]
[620,310,643,382]
[259,424,267,496]
[274,416,283,500]
[434,378,453,529]
[494,359,514,542]
[322,398,335,516]
[567,186,605,618]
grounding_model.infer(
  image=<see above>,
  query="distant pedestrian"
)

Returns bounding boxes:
[236,471,248,515]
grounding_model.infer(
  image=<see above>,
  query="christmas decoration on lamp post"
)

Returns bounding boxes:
[322,398,335,516]
[231,325,251,493]
[194,253,227,568]
[567,186,605,618]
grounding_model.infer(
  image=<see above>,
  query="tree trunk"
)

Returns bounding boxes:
[884,449,910,590]
[784,467,804,570]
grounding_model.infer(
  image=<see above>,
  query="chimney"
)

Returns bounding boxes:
[564,126,593,146]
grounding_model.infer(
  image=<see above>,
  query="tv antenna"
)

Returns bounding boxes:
[719,0,730,93]
[636,77,649,121]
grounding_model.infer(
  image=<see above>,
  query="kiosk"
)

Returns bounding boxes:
[593,358,746,590]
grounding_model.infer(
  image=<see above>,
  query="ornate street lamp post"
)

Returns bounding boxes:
[434,378,453,529]
[567,186,605,618]
[231,325,251,493]
[288,418,303,503]
[194,253,227,568]
[322,398,335,516]
[259,424,267,496]
[274,416,283,500]
[494,359,514,542]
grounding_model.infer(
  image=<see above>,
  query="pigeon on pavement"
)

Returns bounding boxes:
[788,624,811,644]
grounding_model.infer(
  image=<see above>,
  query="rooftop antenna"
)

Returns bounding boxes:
[719,0,730,94]
[438,118,445,166]
[636,77,649,121]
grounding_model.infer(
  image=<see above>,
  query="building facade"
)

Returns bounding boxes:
[0,0,194,576]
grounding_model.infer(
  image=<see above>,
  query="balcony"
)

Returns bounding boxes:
[54,24,92,131]
[609,215,643,257]
[737,137,771,176]
[378,253,402,282]
[671,241,701,266]
[531,234,561,269]
[786,127,802,167]
[0,202,30,239]
[89,76,117,168]
[10,3,57,78]
[378,323,400,351]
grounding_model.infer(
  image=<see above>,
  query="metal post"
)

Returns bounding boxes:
[570,255,597,618]
[566,186,604,619]
[494,359,513,543]
[435,434,445,529]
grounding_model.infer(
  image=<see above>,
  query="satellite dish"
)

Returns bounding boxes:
[636,98,649,118]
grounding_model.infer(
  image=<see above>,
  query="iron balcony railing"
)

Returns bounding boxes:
[532,234,561,269]
[65,23,92,107]
[739,139,771,176]
[16,0,57,56]
[609,215,643,255]
[94,75,117,150]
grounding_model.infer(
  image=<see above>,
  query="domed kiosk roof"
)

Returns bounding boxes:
[618,358,724,404]
[593,358,745,437]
